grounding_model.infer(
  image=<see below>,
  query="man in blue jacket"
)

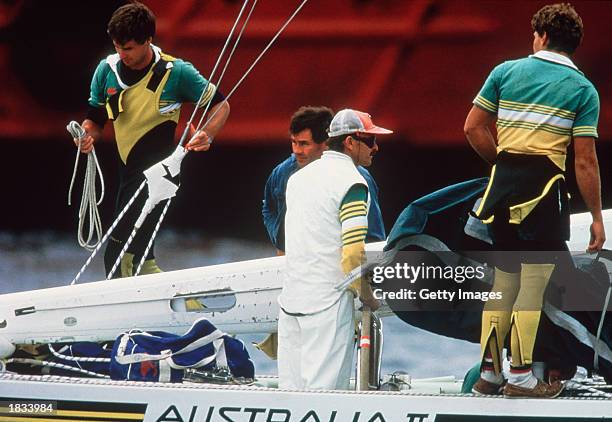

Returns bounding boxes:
[262,106,385,255]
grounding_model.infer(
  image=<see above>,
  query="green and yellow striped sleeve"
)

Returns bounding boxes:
[339,183,368,296]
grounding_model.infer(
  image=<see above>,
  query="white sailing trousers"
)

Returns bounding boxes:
[278,291,355,390]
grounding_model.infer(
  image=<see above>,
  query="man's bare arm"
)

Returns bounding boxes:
[186,100,230,152]
[574,136,606,252]
[464,105,498,165]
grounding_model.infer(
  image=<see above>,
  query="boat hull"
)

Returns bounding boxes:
[1,373,610,422]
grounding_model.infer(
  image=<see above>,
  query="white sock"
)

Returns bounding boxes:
[508,370,538,389]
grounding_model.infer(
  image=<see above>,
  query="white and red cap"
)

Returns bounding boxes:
[327,109,393,137]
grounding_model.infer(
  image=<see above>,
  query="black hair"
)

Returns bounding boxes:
[289,106,334,144]
[108,1,156,45]
[327,134,349,152]
[531,3,583,54]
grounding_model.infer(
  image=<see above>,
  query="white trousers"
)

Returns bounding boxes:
[277,291,355,390]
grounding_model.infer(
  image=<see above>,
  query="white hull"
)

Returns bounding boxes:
[1,372,611,421]
[0,254,286,346]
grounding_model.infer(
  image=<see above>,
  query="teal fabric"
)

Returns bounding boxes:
[88,55,210,108]
[461,363,481,394]
[383,177,612,380]
[384,178,489,252]
[341,183,368,206]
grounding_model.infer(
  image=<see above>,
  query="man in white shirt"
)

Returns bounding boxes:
[278,109,392,390]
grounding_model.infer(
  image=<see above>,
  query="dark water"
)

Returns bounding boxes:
[0,231,479,379]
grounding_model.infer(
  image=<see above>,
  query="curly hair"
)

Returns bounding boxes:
[289,106,334,144]
[108,1,156,45]
[531,3,583,54]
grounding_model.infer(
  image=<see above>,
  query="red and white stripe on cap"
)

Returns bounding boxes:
[327,108,393,137]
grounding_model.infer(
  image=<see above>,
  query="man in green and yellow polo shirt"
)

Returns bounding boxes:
[464,3,605,398]
[75,2,230,278]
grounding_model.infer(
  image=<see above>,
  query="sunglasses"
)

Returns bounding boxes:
[351,134,377,148]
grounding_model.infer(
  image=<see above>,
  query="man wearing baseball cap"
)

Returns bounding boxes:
[277,109,392,390]
[262,106,387,255]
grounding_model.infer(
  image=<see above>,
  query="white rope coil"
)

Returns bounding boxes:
[67,121,105,251]
[566,379,612,399]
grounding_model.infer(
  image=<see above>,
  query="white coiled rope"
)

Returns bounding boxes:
[67,121,105,251]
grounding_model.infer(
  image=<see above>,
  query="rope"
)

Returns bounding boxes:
[197,0,309,132]
[71,180,146,285]
[47,344,111,364]
[6,358,109,379]
[106,207,148,279]
[67,121,105,251]
[102,1,255,280]
[566,379,612,399]
[191,0,259,137]
[132,0,261,277]
[177,0,253,147]
[131,0,309,274]
[134,199,172,276]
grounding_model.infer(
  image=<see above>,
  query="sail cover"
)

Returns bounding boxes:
[382,178,612,380]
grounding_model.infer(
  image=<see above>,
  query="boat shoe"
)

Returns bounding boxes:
[472,377,506,396]
[503,380,564,399]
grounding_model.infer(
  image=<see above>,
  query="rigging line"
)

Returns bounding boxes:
[133,0,306,275]
[198,0,309,131]
[177,0,252,147]
[106,197,166,280]
[105,146,186,280]
[192,0,259,135]
[70,180,147,285]
[134,198,172,277]
[566,380,612,399]
[71,1,252,282]
[101,0,308,280]
[6,358,109,379]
